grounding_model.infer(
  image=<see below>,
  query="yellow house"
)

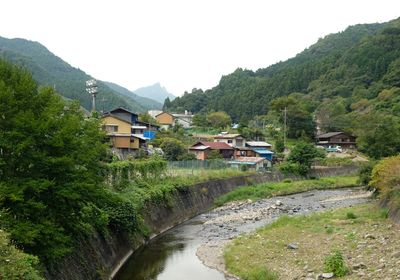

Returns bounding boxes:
[102,115,144,150]
[155,112,174,129]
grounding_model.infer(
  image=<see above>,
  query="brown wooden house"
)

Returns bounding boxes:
[316,132,357,149]
[189,141,234,160]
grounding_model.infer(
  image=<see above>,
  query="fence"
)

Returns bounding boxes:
[167,159,233,176]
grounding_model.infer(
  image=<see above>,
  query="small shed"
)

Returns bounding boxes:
[228,157,268,171]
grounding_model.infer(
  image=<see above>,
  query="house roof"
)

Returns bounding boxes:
[253,149,274,155]
[316,132,345,139]
[155,111,174,118]
[105,107,138,116]
[190,141,233,150]
[135,120,160,127]
[189,145,210,151]
[214,134,242,139]
[246,141,272,147]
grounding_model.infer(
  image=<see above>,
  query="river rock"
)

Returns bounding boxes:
[353,263,367,270]
[275,200,283,206]
[364,233,376,239]
[287,243,298,250]
[317,272,334,279]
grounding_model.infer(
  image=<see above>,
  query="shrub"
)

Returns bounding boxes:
[0,230,44,280]
[324,250,349,277]
[346,212,357,219]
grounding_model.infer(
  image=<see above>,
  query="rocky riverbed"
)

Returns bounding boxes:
[195,187,373,279]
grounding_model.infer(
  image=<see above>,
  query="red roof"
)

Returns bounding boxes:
[191,141,233,150]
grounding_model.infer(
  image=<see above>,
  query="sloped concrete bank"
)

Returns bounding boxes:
[48,166,358,280]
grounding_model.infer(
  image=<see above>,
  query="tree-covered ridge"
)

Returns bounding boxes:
[166,18,400,124]
[0,36,148,112]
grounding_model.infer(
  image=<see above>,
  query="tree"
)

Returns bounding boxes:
[159,138,187,161]
[138,113,157,124]
[206,111,232,129]
[283,141,325,175]
[355,113,400,159]
[0,60,130,264]
[163,97,171,110]
[192,113,207,127]
[269,96,315,139]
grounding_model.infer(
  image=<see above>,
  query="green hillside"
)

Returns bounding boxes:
[166,18,400,122]
[0,36,147,112]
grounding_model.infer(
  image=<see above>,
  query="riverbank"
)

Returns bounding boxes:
[223,203,400,279]
[196,187,373,279]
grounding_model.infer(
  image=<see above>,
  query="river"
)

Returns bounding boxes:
[114,187,371,280]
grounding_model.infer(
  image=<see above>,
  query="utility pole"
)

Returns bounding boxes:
[283,106,287,150]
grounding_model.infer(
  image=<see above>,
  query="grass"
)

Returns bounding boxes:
[215,176,358,206]
[117,168,253,210]
[224,204,393,279]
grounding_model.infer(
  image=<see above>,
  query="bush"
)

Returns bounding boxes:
[346,212,357,219]
[0,230,44,280]
[358,161,376,186]
[324,250,349,277]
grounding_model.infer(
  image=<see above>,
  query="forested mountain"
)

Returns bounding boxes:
[103,81,163,109]
[0,36,150,112]
[133,82,176,104]
[166,18,400,124]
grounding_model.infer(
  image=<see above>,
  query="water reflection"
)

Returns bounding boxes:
[114,219,225,280]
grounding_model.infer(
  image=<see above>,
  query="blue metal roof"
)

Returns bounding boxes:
[253,149,274,154]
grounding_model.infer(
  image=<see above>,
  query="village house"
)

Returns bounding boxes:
[155,111,193,129]
[316,132,357,149]
[214,133,245,148]
[101,107,159,157]
[234,141,274,161]
[189,141,234,160]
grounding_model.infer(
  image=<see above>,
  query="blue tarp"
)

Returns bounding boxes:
[143,131,156,139]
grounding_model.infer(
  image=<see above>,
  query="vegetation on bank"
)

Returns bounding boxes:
[0,230,43,280]
[369,155,400,219]
[0,59,139,271]
[224,204,392,279]
[215,176,358,206]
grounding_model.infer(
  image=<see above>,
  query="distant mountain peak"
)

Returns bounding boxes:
[133,83,176,104]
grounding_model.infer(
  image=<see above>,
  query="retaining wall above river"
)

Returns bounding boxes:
[48,166,359,280]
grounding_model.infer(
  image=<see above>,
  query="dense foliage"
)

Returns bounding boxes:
[0,230,43,280]
[0,59,138,265]
[280,142,325,175]
[166,18,400,158]
[369,155,400,218]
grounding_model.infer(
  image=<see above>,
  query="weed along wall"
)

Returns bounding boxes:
[49,166,358,280]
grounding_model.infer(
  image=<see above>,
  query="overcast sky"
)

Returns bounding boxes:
[1,1,399,96]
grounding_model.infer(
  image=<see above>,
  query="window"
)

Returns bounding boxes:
[228,140,233,143]
[105,125,118,132]
[130,138,135,143]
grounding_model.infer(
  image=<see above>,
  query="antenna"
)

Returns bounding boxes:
[86,79,98,112]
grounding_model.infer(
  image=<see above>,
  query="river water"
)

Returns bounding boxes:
[114,187,371,280]
[114,217,225,280]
